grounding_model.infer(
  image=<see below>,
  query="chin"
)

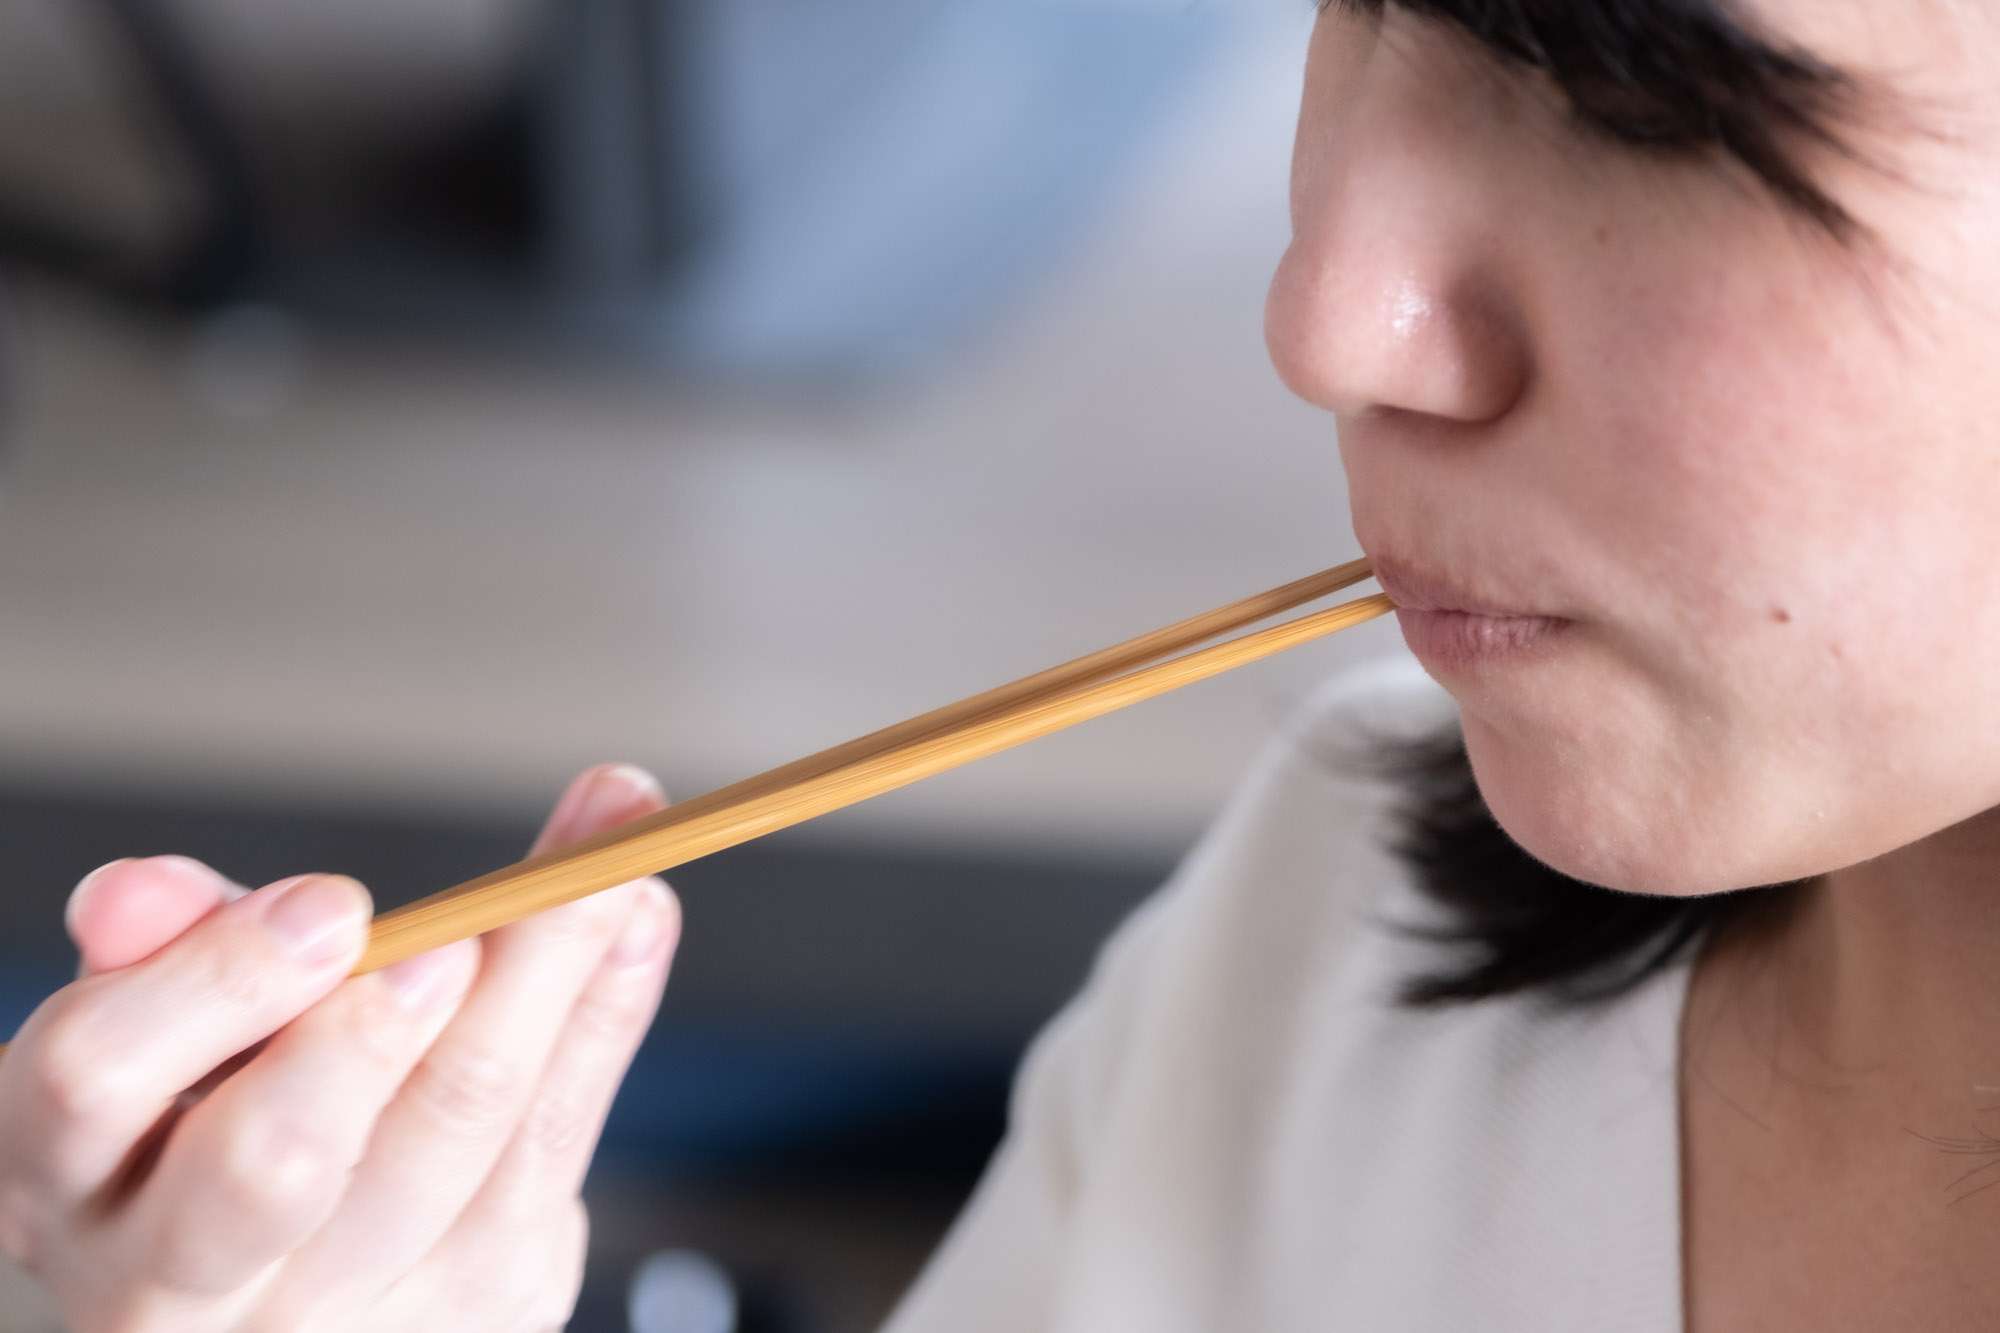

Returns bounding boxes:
[1456,710,1753,899]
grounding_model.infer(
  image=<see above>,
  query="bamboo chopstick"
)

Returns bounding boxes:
[359,555,1378,967]
[0,560,1386,1056]
[359,583,1391,972]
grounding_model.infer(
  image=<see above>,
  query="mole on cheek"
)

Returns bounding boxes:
[1770,607,1793,625]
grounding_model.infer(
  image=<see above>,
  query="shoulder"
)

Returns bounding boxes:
[1161,651,1457,949]
[1289,651,1459,747]
[962,656,1686,1331]
[1015,654,1458,1132]
[1208,651,1458,869]
[1084,651,1456,992]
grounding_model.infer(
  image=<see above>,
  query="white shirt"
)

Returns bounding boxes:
[882,655,1692,1332]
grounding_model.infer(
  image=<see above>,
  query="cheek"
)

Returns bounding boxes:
[1570,247,1992,689]
[1478,246,2000,892]
[1588,275,1865,605]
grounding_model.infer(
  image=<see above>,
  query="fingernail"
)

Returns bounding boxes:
[149,855,221,883]
[610,883,673,967]
[148,855,245,902]
[262,875,370,965]
[380,941,469,1010]
[65,859,132,937]
[575,765,663,831]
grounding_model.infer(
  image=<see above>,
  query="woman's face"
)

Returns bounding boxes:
[1267,2,2000,896]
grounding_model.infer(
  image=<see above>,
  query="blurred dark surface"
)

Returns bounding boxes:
[0,780,1173,1331]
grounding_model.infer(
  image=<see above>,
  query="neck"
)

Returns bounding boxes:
[1694,806,2000,1148]
[1678,812,2000,1319]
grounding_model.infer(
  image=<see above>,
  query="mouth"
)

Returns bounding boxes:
[1368,550,1573,672]
[1369,551,1555,618]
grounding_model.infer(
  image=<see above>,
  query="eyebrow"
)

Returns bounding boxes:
[1319,0,1892,241]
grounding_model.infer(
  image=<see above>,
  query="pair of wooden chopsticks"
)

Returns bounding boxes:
[0,560,1387,1057]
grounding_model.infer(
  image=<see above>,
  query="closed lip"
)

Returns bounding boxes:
[1370,551,1557,619]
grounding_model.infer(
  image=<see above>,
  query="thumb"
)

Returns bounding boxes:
[66,856,245,977]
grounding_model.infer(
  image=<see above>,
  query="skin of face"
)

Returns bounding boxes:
[1266,1,2000,897]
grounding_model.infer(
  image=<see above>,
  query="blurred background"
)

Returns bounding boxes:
[0,1,1402,1328]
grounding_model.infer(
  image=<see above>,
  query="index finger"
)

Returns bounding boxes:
[0,874,370,1195]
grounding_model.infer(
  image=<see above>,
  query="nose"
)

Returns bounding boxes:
[1267,258,1528,423]
[1264,57,1532,425]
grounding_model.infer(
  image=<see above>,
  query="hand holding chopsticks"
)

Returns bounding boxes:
[0,766,677,1328]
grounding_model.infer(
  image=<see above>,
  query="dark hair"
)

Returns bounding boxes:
[1316,0,1904,244]
[1334,719,1809,1007]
